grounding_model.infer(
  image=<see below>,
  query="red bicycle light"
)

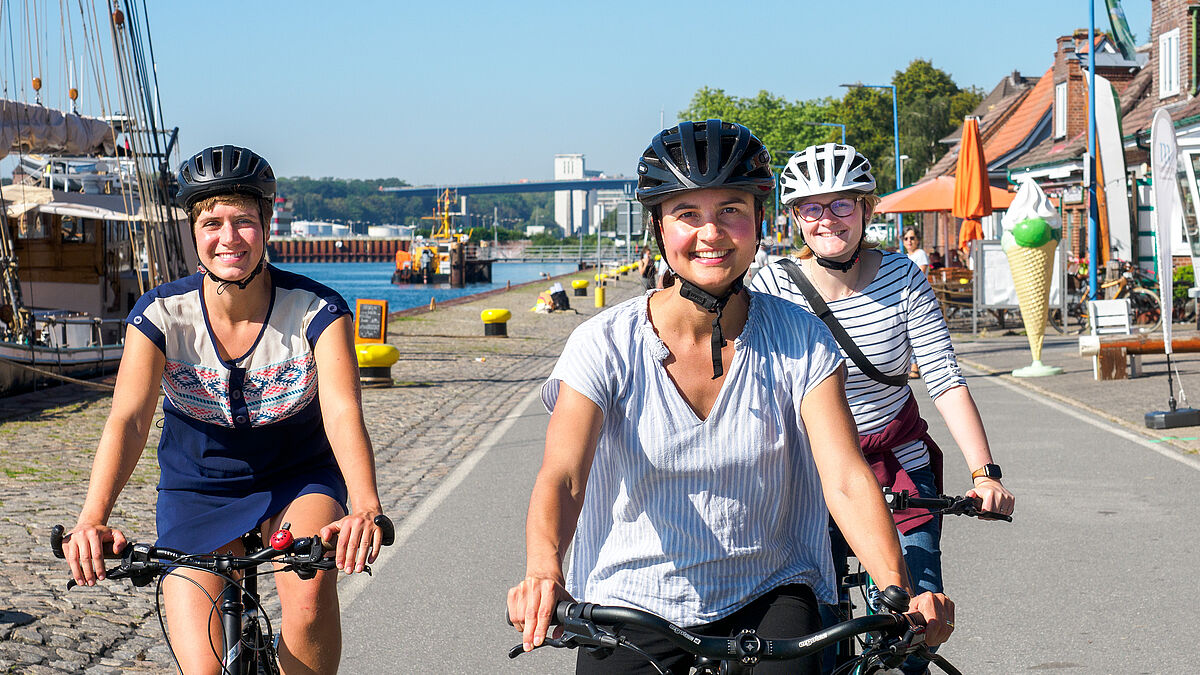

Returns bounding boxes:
[270,528,294,551]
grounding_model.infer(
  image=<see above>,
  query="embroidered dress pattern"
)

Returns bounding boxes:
[244,353,318,425]
[163,359,235,426]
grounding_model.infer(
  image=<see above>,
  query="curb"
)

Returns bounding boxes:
[957,356,1200,457]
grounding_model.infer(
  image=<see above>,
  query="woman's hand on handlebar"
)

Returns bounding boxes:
[967,478,1015,517]
[320,508,384,574]
[507,571,571,653]
[63,522,127,587]
[908,591,955,646]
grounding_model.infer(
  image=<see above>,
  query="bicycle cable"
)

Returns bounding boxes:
[152,555,281,675]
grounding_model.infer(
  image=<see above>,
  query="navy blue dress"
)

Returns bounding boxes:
[128,266,350,554]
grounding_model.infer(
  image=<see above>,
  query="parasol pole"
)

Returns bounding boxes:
[1087,0,1100,301]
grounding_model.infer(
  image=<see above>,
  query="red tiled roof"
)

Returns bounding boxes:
[926,69,1053,180]
[1008,130,1087,170]
[983,68,1055,162]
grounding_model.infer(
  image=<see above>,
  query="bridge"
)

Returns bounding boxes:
[488,244,631,263]
[378,177,637,197]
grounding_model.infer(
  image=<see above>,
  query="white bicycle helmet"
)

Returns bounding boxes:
[779,143,875,205]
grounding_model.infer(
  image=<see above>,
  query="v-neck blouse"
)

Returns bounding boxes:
[543,289,844,626]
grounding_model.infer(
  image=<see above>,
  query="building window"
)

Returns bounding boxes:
[1161,27,1180,98]
[1054,82,1067,138]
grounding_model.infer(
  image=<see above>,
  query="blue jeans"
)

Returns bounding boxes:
[819,464,943,675]
[897,464,943,675]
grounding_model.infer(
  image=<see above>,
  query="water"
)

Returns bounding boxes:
[273,261,582,311]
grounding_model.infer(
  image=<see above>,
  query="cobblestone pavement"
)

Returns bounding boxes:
[0,270,643,673]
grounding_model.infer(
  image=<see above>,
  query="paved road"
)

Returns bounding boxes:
[342,365,1200,673]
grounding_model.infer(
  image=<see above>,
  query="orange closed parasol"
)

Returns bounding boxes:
[953,116,992,253]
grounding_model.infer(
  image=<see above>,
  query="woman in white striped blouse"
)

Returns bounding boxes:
[751,143,1015,675]
[507,121,954,674]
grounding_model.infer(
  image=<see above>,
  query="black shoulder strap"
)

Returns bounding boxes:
[777,258,908,387]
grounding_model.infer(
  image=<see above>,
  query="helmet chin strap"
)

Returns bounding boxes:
[814,246,861,272]
[676,274,745,380]
[201,254,266,295]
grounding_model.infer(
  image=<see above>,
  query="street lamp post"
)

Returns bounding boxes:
[841,82,903,237]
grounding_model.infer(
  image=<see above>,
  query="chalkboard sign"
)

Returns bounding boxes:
[355,299,388,344]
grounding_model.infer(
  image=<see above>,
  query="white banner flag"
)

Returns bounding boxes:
[1150,109,1178,354]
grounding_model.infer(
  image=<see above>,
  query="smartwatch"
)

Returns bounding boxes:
[971,463,1002,481]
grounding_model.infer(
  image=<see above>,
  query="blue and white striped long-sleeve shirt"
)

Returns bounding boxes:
[749,251,967,471]
[542,290,843,626]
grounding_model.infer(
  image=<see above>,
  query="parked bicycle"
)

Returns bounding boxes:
[506,587,960,675]
[1049,258,1162,335]
[826,490,1012,673]
[50,515,395,675]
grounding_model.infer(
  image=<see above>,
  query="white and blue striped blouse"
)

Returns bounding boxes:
[749,251,967,471]
[543,290,843,626]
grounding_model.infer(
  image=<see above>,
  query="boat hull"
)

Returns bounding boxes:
[0,342,122,396]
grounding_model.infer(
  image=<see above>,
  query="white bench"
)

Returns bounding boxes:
[1083,299,1142,379]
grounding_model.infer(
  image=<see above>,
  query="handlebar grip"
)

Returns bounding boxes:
[50,525,66,559]
[317,514,397,552]
[375,515,395,547]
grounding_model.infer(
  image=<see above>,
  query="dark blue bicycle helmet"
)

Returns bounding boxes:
[636,120,774,207]
[176,145,276,211]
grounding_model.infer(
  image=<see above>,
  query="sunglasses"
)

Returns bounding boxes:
[792,196,861,222]
[903,236,918,241]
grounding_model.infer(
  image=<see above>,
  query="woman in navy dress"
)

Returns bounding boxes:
[61,146,386,674]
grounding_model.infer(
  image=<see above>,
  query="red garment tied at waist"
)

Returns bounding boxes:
[858,393,943,534]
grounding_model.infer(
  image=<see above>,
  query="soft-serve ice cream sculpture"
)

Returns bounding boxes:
[1000,179,1064,377]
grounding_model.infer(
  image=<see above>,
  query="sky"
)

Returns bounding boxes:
[10,1,1154,186]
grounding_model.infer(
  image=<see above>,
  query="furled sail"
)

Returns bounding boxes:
[0,99,114,160]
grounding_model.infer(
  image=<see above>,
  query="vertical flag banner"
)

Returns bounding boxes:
[1150,109,1178,354]
[1105,0,1138,62]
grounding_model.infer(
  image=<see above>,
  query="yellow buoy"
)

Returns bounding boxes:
[571,279,589,296]
[481,308,512,337]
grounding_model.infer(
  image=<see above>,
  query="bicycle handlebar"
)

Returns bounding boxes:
[882,489,1012,522]
[507,596,957,673]
[49,515,396,590]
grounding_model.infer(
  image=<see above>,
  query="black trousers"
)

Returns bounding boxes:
[575,584,821,675]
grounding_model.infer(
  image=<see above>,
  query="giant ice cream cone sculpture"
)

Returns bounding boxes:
[1001,180,1064,377]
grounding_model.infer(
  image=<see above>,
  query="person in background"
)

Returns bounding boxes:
[902,227,929,378]
[903,227,929,275]
[638,246,656,291]
[507,121,953,675]
[750,142,1013,675]
[928,249,944,270]
[654,252,671,288]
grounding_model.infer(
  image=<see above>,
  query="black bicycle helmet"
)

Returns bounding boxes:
[635,120,774,207]
[635,120,773,380]
[176,145,276,291]
[176,145,276,211]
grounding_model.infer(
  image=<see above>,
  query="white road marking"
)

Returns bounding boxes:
[339,385,544,608]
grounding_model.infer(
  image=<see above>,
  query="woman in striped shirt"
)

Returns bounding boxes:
[507,121,954,674]
[750,143,1015,675]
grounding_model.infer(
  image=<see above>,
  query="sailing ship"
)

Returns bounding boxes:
[391,188,492,286]
[0,2,191,395]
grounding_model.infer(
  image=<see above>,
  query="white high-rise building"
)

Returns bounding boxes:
[554,154,599,235]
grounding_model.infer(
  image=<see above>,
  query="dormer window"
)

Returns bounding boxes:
[1054,82,1067,138]
[1161,27,1180,98]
